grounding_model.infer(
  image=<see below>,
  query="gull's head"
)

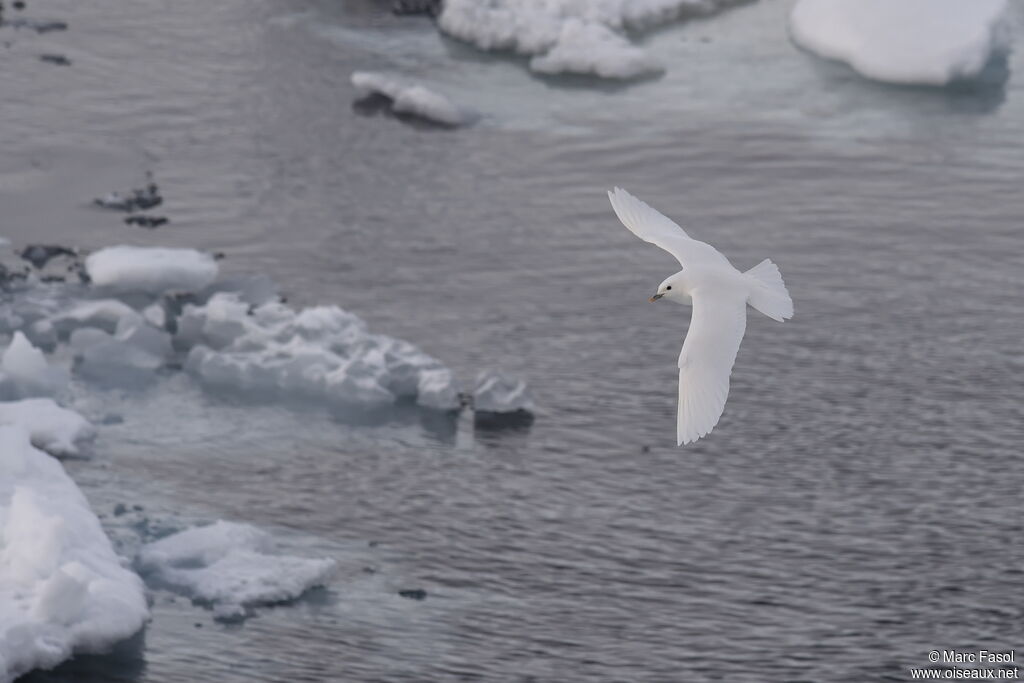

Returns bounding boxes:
[650,274,684,303]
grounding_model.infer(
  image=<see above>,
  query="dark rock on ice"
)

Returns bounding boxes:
[1,17,67,32]
[38,53,69,65]
[19,244,76,269]
[124,214,168,228]
[392,0,442,17]
[93,176,162,212]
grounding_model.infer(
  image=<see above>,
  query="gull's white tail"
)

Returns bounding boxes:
[745,259,793,322]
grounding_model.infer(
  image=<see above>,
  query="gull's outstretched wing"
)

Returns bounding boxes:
[677,289,748,445]
[608,187,732,269]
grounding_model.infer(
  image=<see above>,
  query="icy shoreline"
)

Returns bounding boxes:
[0,426,148,683]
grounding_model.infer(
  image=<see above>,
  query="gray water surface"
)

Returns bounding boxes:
[5,0,1024,681]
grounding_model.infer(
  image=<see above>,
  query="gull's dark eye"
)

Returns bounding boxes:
[666,286,672,290]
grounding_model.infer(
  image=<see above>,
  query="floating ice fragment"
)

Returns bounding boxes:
[789,0,1011,86]
[416,366,459,411]
[178,294,460,411]
[70,327,164,389]
[0,398,95,457]
[437,0,732,79]
[137,521,336,617]
[473,370,534,414]
[352,71,468,127]
[85,246,219,295]
[49,299,143,336]
[0,331,68,399]
[529,19,662,79]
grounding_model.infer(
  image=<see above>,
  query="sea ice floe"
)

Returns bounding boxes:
[437,0,735,79]
[0,331,69,399]
[0,425,148,683]
[136,521,337,618]
[351,71,468,126]
[789,0,1011,86]
[473,370,534,415]
[50,299,143,336]
[85,246,219,295]
[180,293,461,411]
[0,398,95,457]
[2,241,515,417]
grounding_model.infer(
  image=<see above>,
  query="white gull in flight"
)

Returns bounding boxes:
[608,187,794,445]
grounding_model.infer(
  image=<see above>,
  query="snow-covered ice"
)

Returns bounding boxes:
[530,19,660,79]
[789,0,1011,86]
[351,72,468,126]
[0,332,69,400]
[0,399,95,457]
[437,0,736,78]
[137,521,336,618]
[473,370,534,414]
[0,425,148,683]
[85,246,219,294]
[180,293,461,411]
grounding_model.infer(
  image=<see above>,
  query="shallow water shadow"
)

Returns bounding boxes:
[19,630,146,683]
[800,47,1010,116]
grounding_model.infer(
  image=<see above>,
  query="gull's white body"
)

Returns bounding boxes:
[607,187,794,446]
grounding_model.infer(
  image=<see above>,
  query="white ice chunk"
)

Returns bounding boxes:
[789,0,1010,86]
[115,317,172,359]
[70,328,162,388]
[180,295,455,412]
[85,246,219,294]
[473,370,534,414]
[416,367,460,411]
[530,19,662,79]
[0,399,95,457]
[0,426,148,682]
[49,299,143,336]
[137,521,336,615]
[437,0,728,78]
[352,72,467,126]
[0,332,68,399]
[176,293,252,351]
[142,303,166,329]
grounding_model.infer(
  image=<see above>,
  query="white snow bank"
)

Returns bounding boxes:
[180,293,460,411]
[437,0,732,78]
[351,72,467,126]
[85,246,219,294]
[789,0,1011,86]
[0,426,148,683]
[137,521,336,618]
[0,399,95,457]
[0,332,68,400]
[473,370,534,414]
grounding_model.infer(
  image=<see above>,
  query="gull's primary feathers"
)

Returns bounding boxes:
[608,187,793,446]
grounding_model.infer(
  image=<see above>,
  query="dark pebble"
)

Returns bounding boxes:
[38,53,69,65]
[124,214,168,228]
[391,0,441,17]
[19,244,75,269]
[398,589,427,601]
